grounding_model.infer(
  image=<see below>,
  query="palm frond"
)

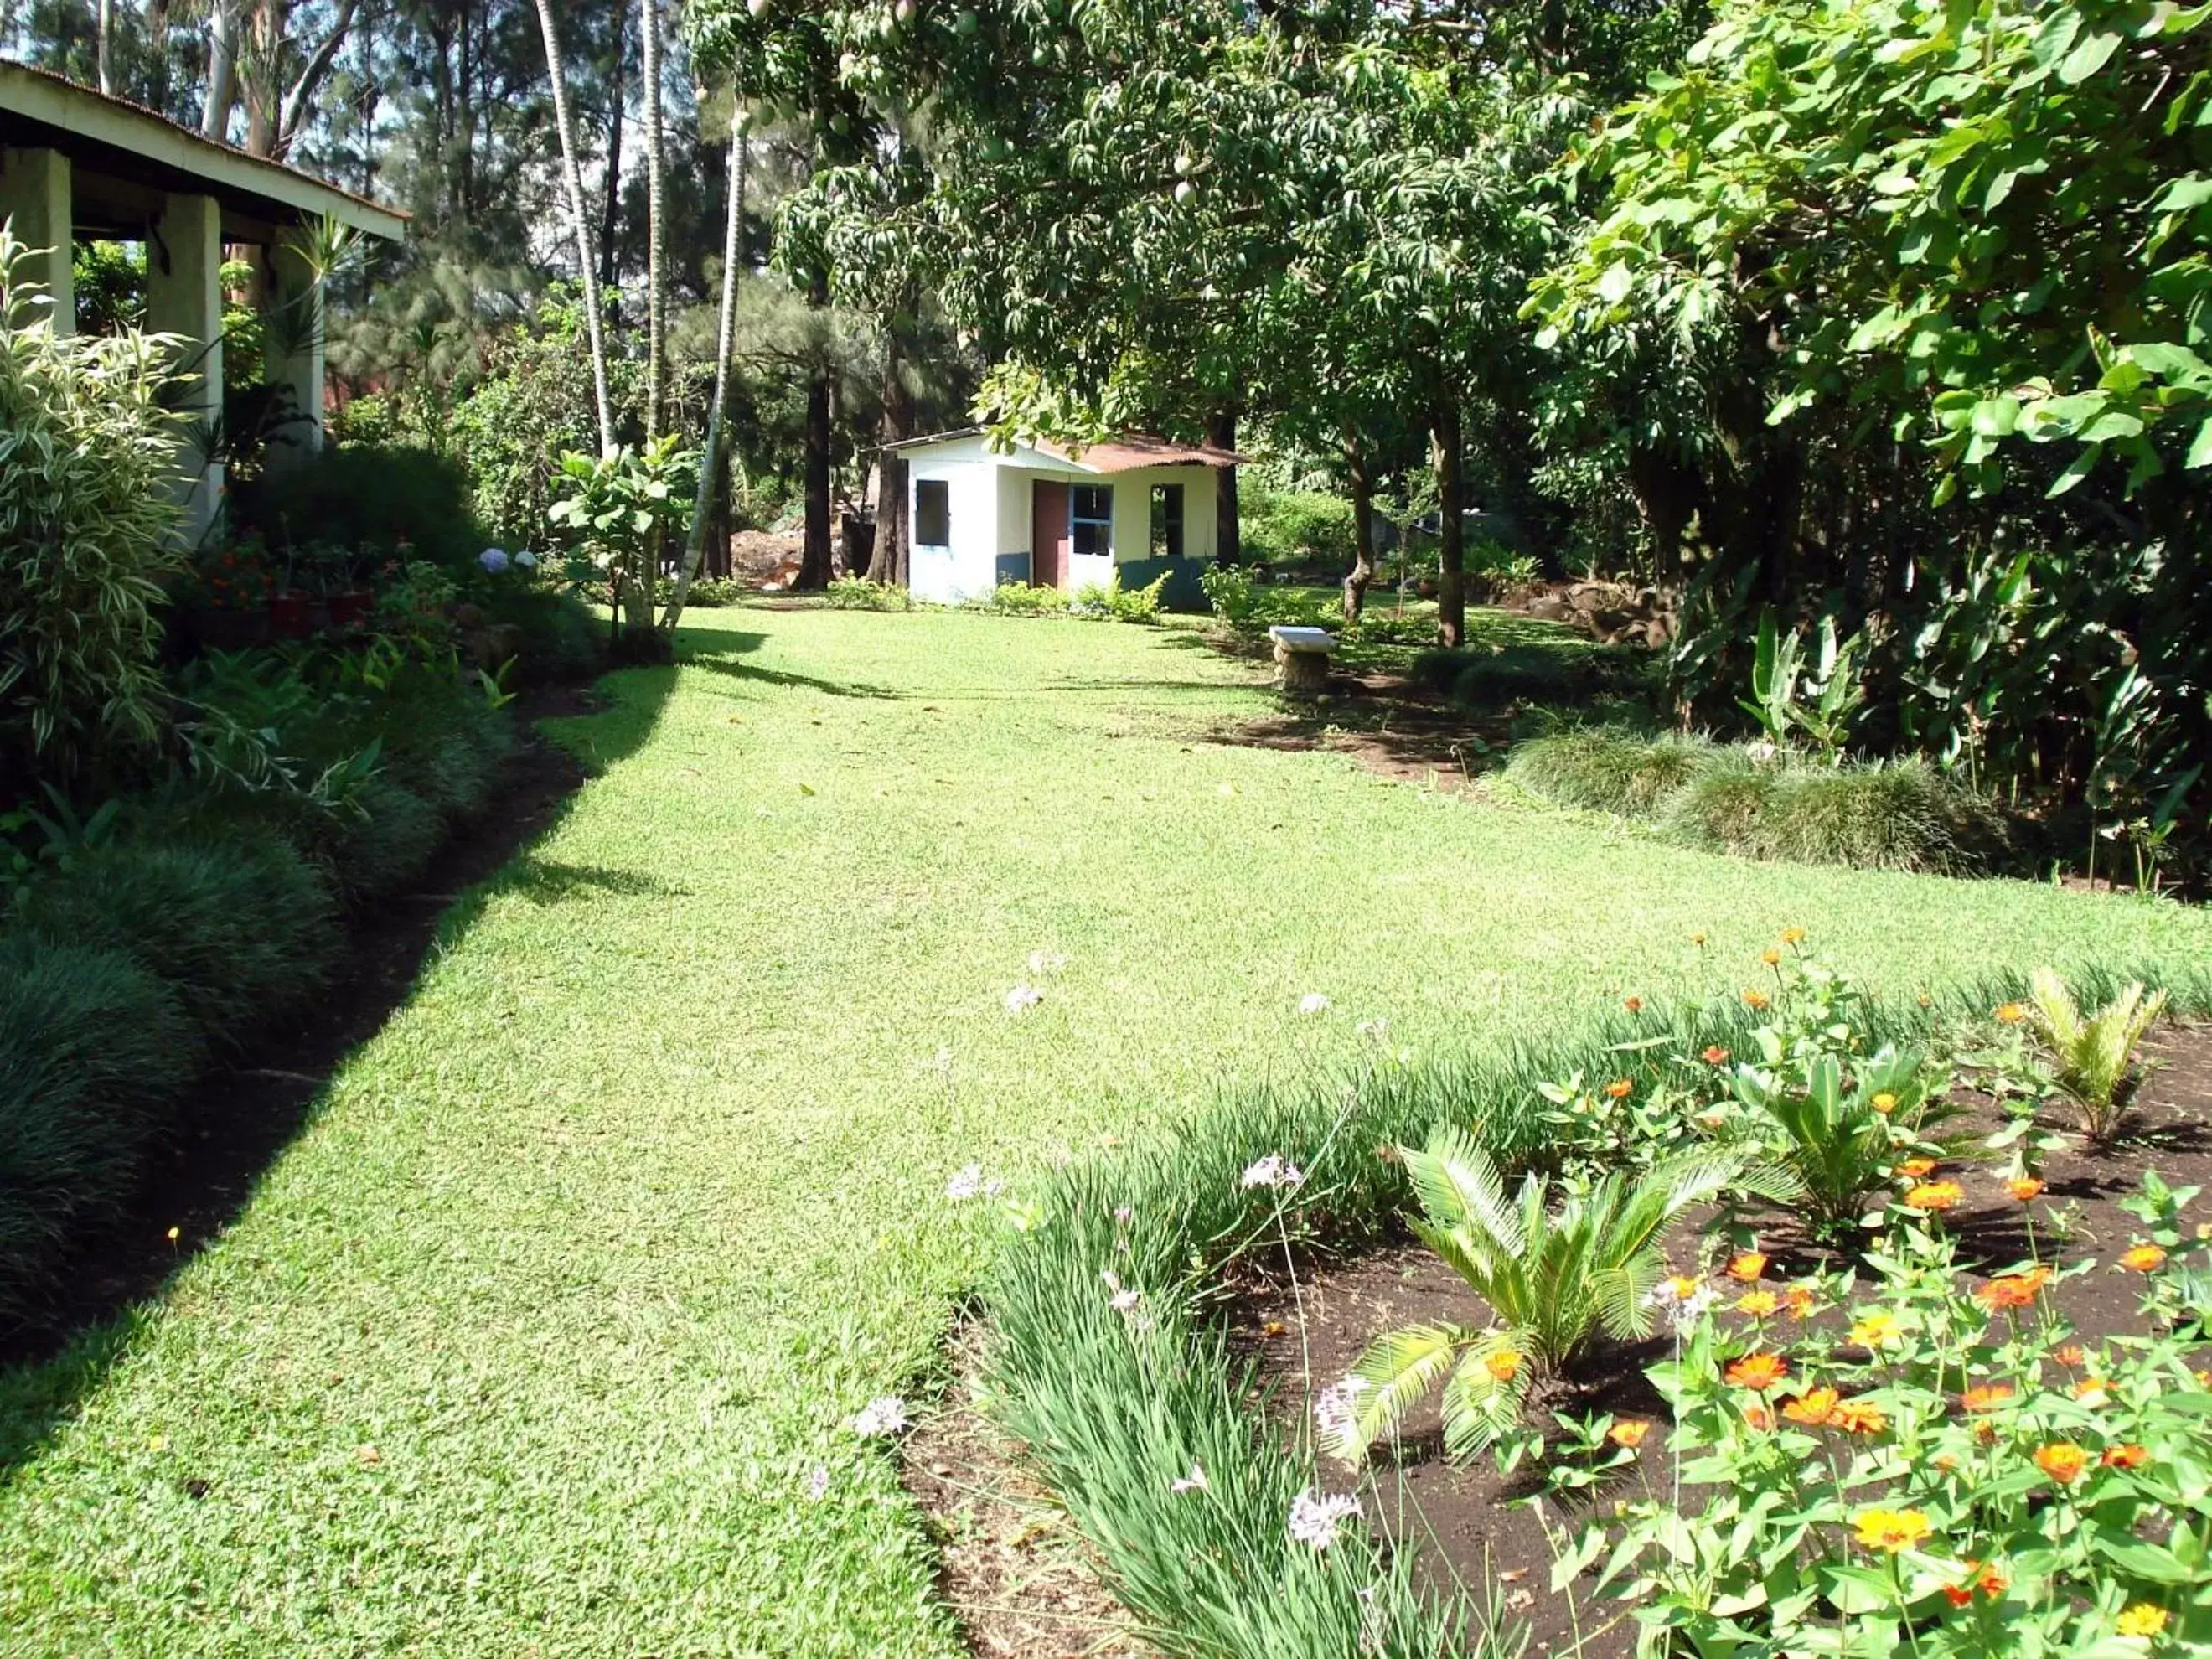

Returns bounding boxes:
[1346,1320,1475,1456]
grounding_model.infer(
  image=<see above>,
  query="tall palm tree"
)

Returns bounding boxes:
[639,0,668,441]
[530,0,616,460]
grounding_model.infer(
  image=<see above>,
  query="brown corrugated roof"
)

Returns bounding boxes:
[883,428,1243,470]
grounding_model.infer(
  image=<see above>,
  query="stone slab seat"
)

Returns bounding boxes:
[1268,624,1337,697]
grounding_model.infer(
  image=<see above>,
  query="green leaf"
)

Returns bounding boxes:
[2059,28,2122,82]
[2189,416,2212,468]
[1597,261,1635,305]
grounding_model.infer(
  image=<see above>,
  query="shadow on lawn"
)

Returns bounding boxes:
[0,663,685,1476]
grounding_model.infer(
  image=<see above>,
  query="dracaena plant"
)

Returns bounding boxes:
[2023,968,2168,1144]
[1328,1127,1745,1460]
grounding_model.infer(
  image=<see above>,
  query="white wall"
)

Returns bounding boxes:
[1106,465,1218,565]
[907,437,1005,604]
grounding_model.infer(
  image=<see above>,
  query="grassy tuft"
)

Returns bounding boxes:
[324,774,445,899]
[1667,757,2005,874]
[1506,725,1718,818]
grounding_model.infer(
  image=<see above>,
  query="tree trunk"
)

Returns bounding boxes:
[1341,427,1377,622]
[638,0,667,437]
[801,346,834,590]
[599,3,624,289]
[1207,406,1240,563]
[530,0,617,458]
[867,321,915,585]
[202,0,239,139]
[664,103,750,632]
[1432,403,1466,648]
[96,0,113,94]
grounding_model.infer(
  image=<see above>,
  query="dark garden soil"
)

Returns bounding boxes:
[0,685,596,1369]
[1227,1020,2212,1656]
[903,1322,1152,1659]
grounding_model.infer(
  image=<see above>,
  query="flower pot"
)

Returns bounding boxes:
[269,591,312,638]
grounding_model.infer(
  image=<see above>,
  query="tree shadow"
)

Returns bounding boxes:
[684,655,903,701]
[0,665,682,1476]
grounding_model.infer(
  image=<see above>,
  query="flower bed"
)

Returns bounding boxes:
[956,949,2212,1656]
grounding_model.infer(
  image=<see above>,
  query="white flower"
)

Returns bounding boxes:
[1645,1279,1718,1335]
[1356,1017,1390,1041]
[478,546,510,574]
[1026,949,1067,975]
[1288,1489,1362,1550]
[1171,1463,1209,1493]
[1746,740,1780,764]
[514,549,539,570]
[1297,993,1331,1016]
[1100,1269,1143,1315]
[1241,1153,1306,1191]
[852,1396,909,1438]
[806,1465,830,1501]
[946,1164,986,1201]
[1314,1377,1369,1450]
[1004,985,1042,1015]
[1112,1205,1134,1225]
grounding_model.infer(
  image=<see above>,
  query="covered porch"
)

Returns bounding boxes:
[0,60,406,544]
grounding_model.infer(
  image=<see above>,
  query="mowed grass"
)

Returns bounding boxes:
[3,605,2207,1656]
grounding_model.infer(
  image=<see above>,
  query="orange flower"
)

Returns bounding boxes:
[1485,1349,1523,1383]
[2120,1243,2168,1273]
[1974,1563,2007,1599]
[1976,1266,2052,1312]
[1942,1584,1973,1608]
[1761,948,1783,967]
[1606,1078,1634,1099]
[2005,1176,2046,1202]
[2102,1443,2151,1470]
[2054,1344,2088,1367]
[2075,1377,2112,1406]
[1995,1001,2027,1024]
[1899,1157,1938,1179]
[1783,1286,1817,1320]
[1702,1044,1730,1066]
[1609,1419,1650,1449]
[1742,989,1770,1010]
[1736,1290,1780,1317]
[1851,1507,1930,1552]
[1780,927,1806,945]
[1871,1092,1898,1114]
[1725,1352,1789,1392]
[1623,997,1644,1015]
[1829,1398,1887,1434]
[1906,1180,1964,1212]
[2034,1441,2089,1484]
[1743,1402,1773,1430]
[1690,931,1708,946]
[1727,1252,1769,1283]
[1933,1452,1959,1473]
[1961,1382,2016,1414]
[1781,1388,1838,1425]
[2117,1605,2169,1638]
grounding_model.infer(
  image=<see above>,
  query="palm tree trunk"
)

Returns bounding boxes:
[599,3,624,289]
[639,0,667,441]
[664,101,750,633]
[530,0,617,459]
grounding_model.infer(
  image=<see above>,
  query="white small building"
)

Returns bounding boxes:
[886,429,1242,609]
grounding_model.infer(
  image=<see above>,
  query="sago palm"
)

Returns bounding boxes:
[1330,1128,1743,1460]
[2025,968,2168,1142]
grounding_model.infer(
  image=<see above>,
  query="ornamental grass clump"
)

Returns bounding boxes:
[1504,726,1719,818]
[2022,966,2168,1144]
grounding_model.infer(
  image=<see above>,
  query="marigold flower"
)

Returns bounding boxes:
[1832,1398,1888,1434]
[1899,1156,1938,1178]
[2120,1243,2168,1273]
[1781,1387,1837,1425]
[1783,1286,1817,1320]
[1961,1382,2015,1414]
[1849,1310,1901,1348]
[1871,1091,1898,1114]
[1976,1266,2051,1311]
[2102,1443,2151,1470]
[1781,927,1806,945]
[1742,989,1770,1010]
[2034,1440,2089,1484]
[1727,1251,1769,1282]
[1484,1349,1522,1383]
[1737,1290,1780,1317]
[2054,1344,2088,1367]
[1610,1419,1650,1449]
[2005,1176,2046,1202]
[1851,1507,1931,1553]
[1725,1352,1789,1391]
[1995,1001,2027,1024]
[1906,1180,1965,1212]
[1933,1452,1959,1472]
[2117,1605,2169,1638]
[1605,1078,1633,1099]
[1702,1044,1729,1065]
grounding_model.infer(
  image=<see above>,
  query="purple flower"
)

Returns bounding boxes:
[478,546,510,574]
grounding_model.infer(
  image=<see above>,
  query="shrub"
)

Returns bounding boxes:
[682,577,752,609]
[1241,488,1357,570]
[0,227,183,788]
[1506,726,1718,817]
[824,576,911,612]
[1071,572,1168,623]
[0,933,198,1319]
[15,832,339,1045]
[323,774,443,899]
[980,581,1072,617]
[233,444,482,572]
[481,585,603,680]
[1673,758,2005,874]
[2021,968,2168,1145]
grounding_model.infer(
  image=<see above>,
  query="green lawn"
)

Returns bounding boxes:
[3,605,2206,1655]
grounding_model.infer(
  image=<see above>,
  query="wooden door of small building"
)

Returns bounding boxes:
[1031,479,1072,590]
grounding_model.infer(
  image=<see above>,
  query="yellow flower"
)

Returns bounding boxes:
[1849,1310,1902,1349]
[2121,1243,2168,1273]
[1995,1001,2027,1024]
[1905,1180,1964,1212]
[1726,1251,1769,1283]
[1484,1349,1522,1383]
[2005,1175,2045,1202]
[1851,1507,1930,1553]
[1742,989,1770,1010]
[1760,948,1782,967]
[1780,927,1806,945]
[2117,1605,2168,1639]
[1736,1290,1780,1316]
[2034,1440,2089,1484]
[1871,1092,1898,1114]
[1609,1419,1650,1449]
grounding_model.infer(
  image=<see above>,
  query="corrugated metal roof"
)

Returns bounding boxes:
[884,428,1244,470]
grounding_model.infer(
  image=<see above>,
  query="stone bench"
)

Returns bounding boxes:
[1268,624,1337,698]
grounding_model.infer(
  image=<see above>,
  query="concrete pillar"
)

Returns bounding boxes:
[0,147,75,333]
[262,229,325,468]
[145,192,225,546]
